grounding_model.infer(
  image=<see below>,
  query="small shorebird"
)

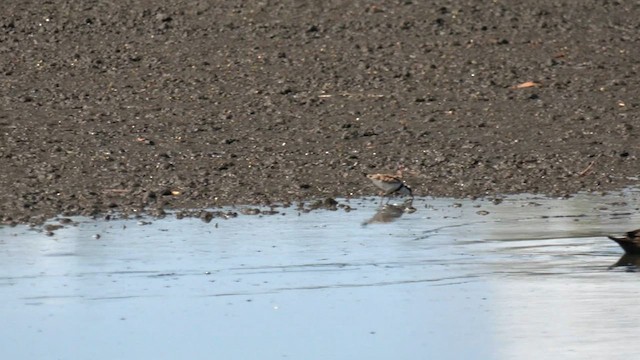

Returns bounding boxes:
[607,229,640,254]
[366,173,413,204]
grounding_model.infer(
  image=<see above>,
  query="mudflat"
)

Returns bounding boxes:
[1,1,639,224]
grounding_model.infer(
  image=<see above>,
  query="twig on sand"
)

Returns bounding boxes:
[577,157,598,177]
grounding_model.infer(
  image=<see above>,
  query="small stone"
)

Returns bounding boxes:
[44,224,63,232]
[241,208,261,215]
[200,211,214,223]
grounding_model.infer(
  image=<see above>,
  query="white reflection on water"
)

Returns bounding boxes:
[1,189,640,360]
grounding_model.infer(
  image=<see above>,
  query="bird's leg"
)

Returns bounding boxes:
[384,189,395,205]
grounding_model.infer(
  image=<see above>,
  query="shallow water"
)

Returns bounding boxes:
[2,190,640,360]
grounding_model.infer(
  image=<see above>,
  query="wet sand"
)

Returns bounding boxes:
[1,1,639,224]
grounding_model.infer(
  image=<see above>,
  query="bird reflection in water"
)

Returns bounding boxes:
[607,229,640,270]
[610,254,640,271]
[362,198,416,226]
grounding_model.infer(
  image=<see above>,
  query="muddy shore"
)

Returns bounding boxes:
[1,1,639,224]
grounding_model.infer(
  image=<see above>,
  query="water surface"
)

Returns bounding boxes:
[2,191,640,359]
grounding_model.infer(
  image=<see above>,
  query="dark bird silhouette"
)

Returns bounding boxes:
[608,229,640,254]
